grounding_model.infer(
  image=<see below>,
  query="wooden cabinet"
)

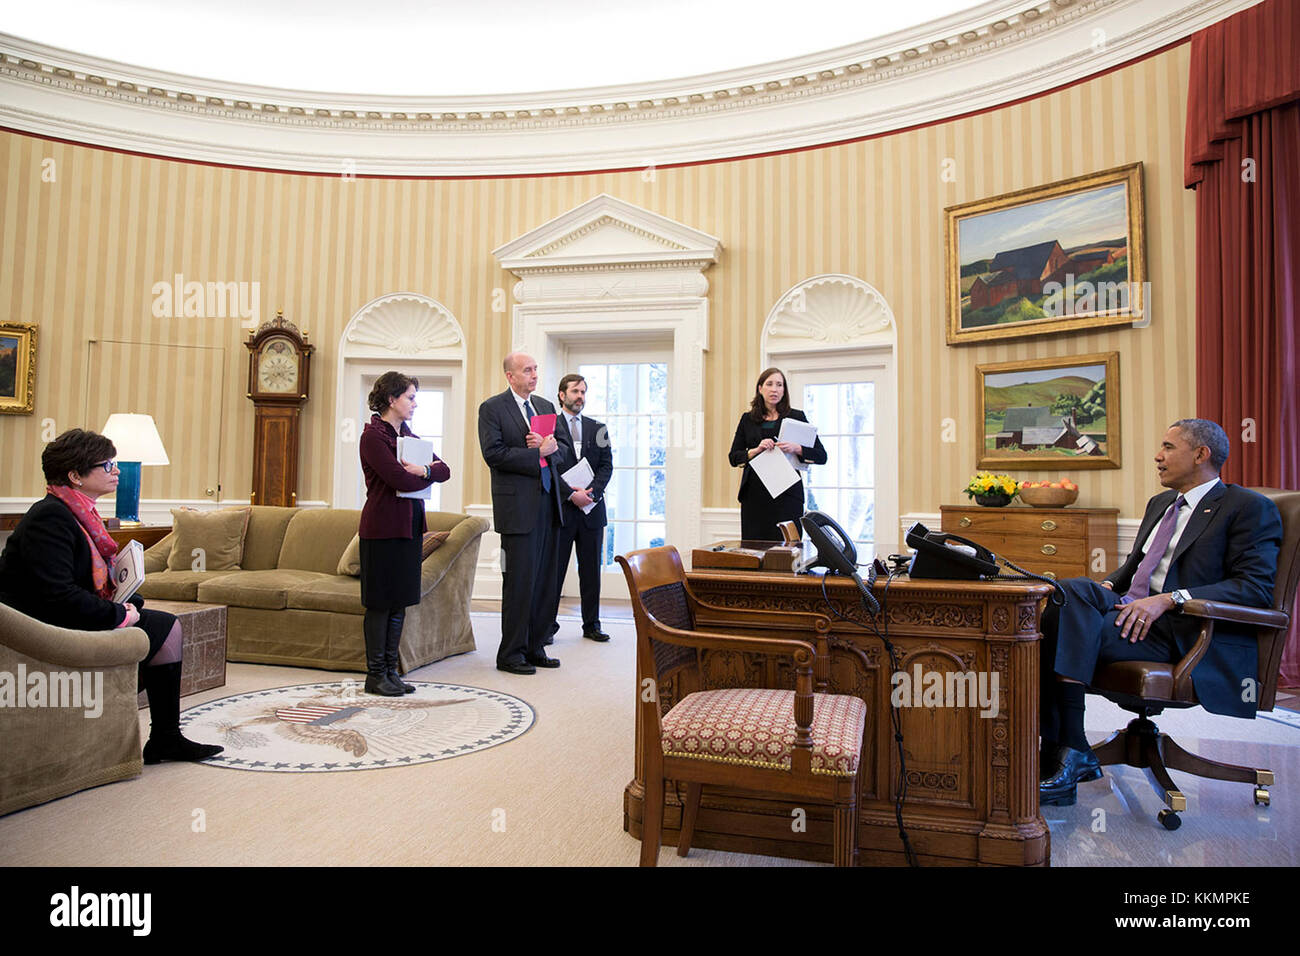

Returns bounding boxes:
[940,504,1118,581]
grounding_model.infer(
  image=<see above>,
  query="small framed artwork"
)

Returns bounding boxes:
[945,163,1146,344]
[975,351,1120,470]
[0,323,37,415]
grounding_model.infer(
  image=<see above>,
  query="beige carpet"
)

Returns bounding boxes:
[2,610,1295,866]
[0,613,810,867]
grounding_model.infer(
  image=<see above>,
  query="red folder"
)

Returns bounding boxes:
[530,413,556,467]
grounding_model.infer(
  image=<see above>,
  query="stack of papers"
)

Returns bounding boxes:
[561,458,598,514]
[396,436,435,500]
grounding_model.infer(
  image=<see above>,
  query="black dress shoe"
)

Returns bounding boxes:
[1039,745,1103,806]
[496,660,537,675]
[143,734,224,764]
[582,628,610,643]
[525,654,561,668]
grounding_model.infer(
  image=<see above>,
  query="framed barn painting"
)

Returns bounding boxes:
[945,163,1146,344]
[0,323,37,415]
[975,351,1120,470]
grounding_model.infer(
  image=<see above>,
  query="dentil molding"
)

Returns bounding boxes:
[0,0,1259,175]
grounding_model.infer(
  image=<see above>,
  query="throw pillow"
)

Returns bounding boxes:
[167,507,251,572]
[337,534,362,577]
[422,530,451,559]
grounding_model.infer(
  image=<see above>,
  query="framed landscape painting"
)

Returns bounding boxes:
[0,323,37,415]
[975,351,1120,470]
[945,163,1146,344]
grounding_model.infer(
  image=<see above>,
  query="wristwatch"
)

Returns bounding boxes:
[1169,590,1187,611]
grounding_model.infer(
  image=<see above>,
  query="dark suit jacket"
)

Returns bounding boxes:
[558,413,612,529]
[477,389,574,535]
[727,408,828,502]
[1105,481,1282,718]
[0,495,142,630]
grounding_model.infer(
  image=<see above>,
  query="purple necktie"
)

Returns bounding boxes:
[1123,495,1185,602]
[569,416,581,447]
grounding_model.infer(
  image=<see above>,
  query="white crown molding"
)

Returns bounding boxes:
[0,0,1260,175]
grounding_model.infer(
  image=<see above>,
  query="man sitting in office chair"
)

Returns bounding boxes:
[1039,418,1282,806]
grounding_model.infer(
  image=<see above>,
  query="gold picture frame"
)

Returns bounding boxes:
[976,351,1120,470]
[946,163,1146,344]
[0,323,37,415]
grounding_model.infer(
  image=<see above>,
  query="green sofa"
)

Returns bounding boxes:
[138,507,488,673]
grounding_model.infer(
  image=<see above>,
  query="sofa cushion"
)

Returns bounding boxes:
[337,529,451,577]
[239,506,300,570]
[286,576,365,615]
[196,569,334,610]
[337,534,362,576]
[167,508,250,572]
[278,509,361,574]
[139,570,237,602]
[142,533,174,573]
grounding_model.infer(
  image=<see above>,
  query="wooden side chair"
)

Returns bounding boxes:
[616,546,867,866]
[1089,488,1300,829]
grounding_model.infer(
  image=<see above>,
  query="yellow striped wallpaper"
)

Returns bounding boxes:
[0,43,1195,529]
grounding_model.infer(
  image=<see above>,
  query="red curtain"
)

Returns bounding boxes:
[1185,0,1300,686]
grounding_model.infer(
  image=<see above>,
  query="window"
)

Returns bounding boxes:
[802,380,876,555]
[577,361,668,567]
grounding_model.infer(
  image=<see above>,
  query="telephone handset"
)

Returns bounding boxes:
[905,522,999,579]
[799,511,879,615]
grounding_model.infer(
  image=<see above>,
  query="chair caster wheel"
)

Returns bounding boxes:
[1254,788,1270,807]
[1158,809,1181,831]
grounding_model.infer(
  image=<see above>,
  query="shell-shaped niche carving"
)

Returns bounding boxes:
[767,276,893,346]
[346,295,463,354]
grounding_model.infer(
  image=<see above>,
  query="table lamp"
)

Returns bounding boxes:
[100,413,170,526]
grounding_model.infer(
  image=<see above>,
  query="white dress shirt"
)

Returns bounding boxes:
[1140,477,1221,597]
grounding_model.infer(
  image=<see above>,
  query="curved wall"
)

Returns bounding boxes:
[0,41,1195,537]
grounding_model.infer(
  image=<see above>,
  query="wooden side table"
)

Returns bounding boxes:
[940,504,1119,580]
[107,525,172,550]
[136,600,227,706]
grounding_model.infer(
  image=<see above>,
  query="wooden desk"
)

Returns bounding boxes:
[107,525,172,550]
[623,567,1052,866]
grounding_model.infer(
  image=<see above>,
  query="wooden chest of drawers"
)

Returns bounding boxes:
[939,505,1119,581]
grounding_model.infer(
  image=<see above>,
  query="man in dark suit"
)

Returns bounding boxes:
[1039,418,1282,805]
[478,352,574,675]
[551,373,614,643]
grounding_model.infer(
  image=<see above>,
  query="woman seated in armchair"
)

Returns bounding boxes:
[0,428,222,763]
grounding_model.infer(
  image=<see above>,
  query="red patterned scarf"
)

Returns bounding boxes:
[47,484,118,599]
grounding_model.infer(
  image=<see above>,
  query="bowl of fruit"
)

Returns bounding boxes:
[1018,479,1079,508]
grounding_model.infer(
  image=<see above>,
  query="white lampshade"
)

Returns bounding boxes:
[100,413,170,465]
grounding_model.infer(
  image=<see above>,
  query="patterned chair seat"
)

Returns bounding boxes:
[660,687,867,776]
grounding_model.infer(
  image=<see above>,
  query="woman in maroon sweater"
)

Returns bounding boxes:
[359,372,451,695]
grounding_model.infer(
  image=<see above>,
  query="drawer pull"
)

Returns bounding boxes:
[1044,571,1057,580]
[1040,520,1057,531]
[1041,544,1058,556]
[958,517,972,528]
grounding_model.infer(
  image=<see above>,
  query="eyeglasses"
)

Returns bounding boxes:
[91,460,118,474]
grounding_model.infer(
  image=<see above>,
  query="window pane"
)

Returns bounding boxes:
[608,469,635,522]
[610,417,636,469]
[637,522,666,550]
[641,363,668,415]
[845,436,875,488]
[804,383,839,435]
[846,382,874,434]
[612,521,636,560]
[638,468,665,519]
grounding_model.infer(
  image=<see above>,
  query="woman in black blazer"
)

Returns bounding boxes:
[0,429,222,764]
[727,367,827,541]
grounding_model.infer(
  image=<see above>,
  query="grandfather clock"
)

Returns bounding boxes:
[245,309,313,507]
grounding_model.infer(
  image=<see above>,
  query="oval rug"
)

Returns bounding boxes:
[179,680,535,772]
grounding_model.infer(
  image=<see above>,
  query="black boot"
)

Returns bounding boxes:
[386,609,415,693]
[364,609,404,696]
[140,662,223,763]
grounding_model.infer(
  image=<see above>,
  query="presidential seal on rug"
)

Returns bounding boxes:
[179,681,534,772]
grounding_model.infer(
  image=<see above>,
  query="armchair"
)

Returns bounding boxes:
[617,546,867,866]
[1089,488,1299,829]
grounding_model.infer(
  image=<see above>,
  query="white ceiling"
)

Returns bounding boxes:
[3,0,980,95]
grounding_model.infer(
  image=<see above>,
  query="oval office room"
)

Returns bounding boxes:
[1,0,1298,885]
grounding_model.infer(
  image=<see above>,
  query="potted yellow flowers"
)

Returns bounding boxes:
[963,472,1019,507]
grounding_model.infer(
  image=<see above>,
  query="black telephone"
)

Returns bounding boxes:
[800,511,879,615]
[905,522,1000,579]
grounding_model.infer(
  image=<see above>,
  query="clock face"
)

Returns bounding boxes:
[257,338,299,394]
